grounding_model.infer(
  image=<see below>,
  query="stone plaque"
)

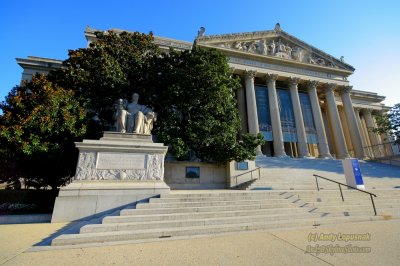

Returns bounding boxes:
[96,152,146,170]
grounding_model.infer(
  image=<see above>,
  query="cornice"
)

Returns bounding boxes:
[350,90,386,102]
[16,56,63,70]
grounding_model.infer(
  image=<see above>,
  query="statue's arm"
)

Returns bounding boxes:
[140,105,152,114]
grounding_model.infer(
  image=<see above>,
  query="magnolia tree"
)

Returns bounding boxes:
[0,74,87,189]
[52,30,263,163]
[150,47,264,163]
[0,30,264,188]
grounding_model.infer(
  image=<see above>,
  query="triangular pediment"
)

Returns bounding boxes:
[196,26,354,72]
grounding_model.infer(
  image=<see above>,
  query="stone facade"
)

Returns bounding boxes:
[16,24,390,160]
[194,24,389,160]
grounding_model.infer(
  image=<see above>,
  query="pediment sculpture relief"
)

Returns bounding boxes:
[217,38,339,69]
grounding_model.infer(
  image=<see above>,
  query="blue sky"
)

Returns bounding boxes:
[1,0,399,106]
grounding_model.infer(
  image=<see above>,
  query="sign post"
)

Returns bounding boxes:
[342,158,365,189]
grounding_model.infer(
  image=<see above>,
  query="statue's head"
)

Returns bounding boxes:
[132,93,139,103]
[116,98,124,109]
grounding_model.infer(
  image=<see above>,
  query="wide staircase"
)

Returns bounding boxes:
[51,158,400,247]
[249,157,400,190]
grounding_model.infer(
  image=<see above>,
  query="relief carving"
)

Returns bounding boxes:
[75,151,166,181]
[217,37,338,69]
[146,154,164,180]
[75,152,96,180]
[96,170,118,180]
[126,170,147,180]
[91,169,147,180]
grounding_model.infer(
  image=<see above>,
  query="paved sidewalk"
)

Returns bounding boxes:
[1,219,399,265]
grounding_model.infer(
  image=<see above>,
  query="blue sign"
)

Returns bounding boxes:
[351,159,364,185]
[236,162,249,170]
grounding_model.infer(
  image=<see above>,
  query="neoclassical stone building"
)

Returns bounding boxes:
[16,24,390,160]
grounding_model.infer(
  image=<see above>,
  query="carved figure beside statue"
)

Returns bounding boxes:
[114,99,130,133]
[114,93,156,134]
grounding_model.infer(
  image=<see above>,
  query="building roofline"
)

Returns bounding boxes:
[16,56,63,70]
[84,26,192,51]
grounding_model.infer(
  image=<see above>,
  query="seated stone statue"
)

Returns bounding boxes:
[126,93,156,134]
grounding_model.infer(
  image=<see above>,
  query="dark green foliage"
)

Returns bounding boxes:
[374,103,400,143]
[51,31,263,163]
[50,30,160,126]
[151,47,264,163]
[0,30,263,190]
[0,74,87,189]
[0,190,58,214]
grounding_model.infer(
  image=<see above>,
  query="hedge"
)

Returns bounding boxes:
[0,189,58,214]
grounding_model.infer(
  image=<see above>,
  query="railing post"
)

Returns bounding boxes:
[338,184,344,201]
[370,194,377,216]
[315,175,320,191]
[251,171,253,180]
[314,173,378,216]
[258,168,260,180]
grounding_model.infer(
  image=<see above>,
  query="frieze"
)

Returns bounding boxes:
[229,57,346,81]
[75,152,165,181]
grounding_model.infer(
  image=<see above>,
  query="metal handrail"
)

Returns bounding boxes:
[233,167,261,187]
[313,174,378,216]
[362,141,400,160]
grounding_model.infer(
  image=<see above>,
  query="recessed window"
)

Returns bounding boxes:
[186,167,200,178]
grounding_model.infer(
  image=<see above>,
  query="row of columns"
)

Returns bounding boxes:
[243,70,369,159]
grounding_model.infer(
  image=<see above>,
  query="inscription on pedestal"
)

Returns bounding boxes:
[96,152,146,170]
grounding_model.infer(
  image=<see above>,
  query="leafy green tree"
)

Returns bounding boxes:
[151,47,264,163]
[374,103,400,143]
[50,30,160,126]
[51,30,263,163]
[1,31,263,190]
[0,74,87,189]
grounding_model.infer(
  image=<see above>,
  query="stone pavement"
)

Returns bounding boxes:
[0,219,399,266]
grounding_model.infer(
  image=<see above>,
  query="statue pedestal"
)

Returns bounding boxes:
[51,132,170,222]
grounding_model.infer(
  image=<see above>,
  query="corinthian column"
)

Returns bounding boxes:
[354,107,369,156]
[306,81,332,158]
[244,70,262,155]
[341,86,365,159]
[288,77,310,157]
[266,74,286,157]
[324,83,349,159]
[363,109,381,157]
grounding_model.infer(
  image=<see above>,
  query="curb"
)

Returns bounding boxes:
[0,214,52,224]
